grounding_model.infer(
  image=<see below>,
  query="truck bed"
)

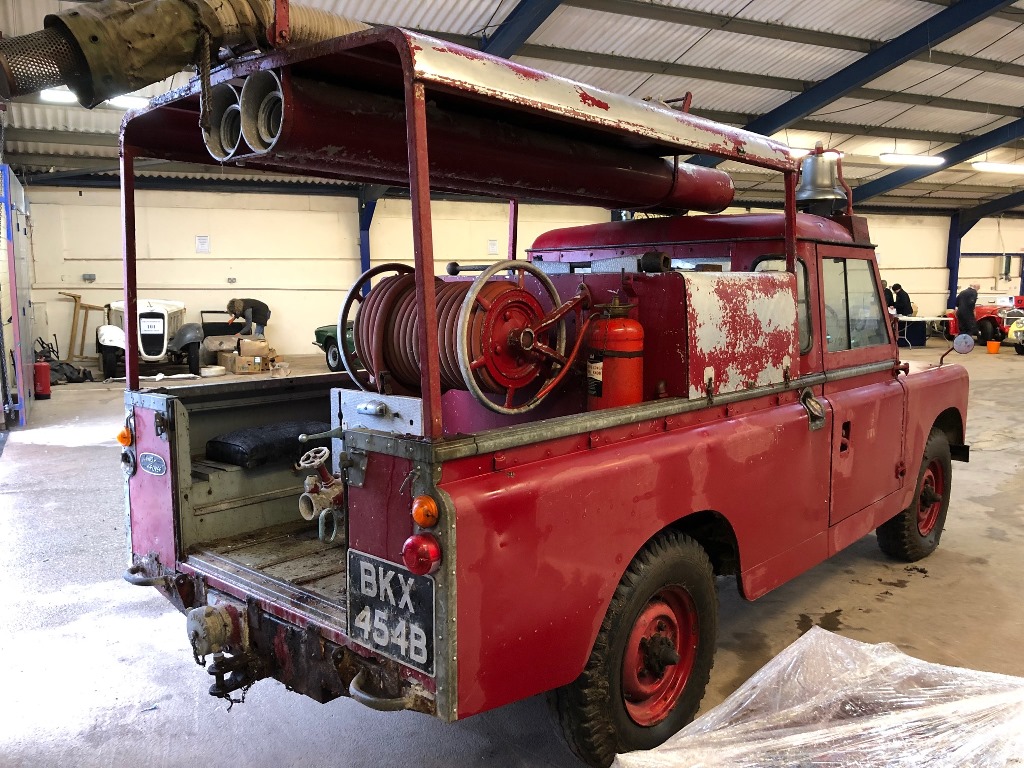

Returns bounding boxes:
[186,521,348,628]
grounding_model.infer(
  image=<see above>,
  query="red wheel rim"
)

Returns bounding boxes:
[917,459,945,535]
[622,586,698,726]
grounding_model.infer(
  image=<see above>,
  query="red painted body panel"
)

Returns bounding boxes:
[347,454,415,562]
[825,372,906,525]
[127,406,176,569]
[444,392,832,718]
[530,213,853,256]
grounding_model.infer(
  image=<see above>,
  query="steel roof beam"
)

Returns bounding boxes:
[563,0,1024,79]
[432,32,1022,119]
[961,188,1024,225]
[920,0,1024,24]
[480,0,563,57]
[740,0,1015,136]
[854,116,1024,202]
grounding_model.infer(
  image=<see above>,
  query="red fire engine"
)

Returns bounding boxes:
[100,26,969,768]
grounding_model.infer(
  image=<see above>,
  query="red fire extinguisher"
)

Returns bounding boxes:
[34,360,52,400]
[586,302,643,411]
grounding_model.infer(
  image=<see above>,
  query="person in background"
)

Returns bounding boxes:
[955,283,980,338]
[227,298,271,337]
[892,284,913,316]
[882,280,895,311]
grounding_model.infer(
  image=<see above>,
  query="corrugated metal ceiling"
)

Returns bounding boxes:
[2,0,1023,212]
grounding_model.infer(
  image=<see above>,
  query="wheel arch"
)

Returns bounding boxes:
[932,406,968,464]
[667,509,740,579]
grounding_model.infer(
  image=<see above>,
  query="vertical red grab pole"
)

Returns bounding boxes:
[406,81,443,439]
[121,147,140,392]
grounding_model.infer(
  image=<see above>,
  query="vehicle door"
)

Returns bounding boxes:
[819,247,905,525]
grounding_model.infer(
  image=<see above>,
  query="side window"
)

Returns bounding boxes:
[823,258,888,352]
[753,257,810,353]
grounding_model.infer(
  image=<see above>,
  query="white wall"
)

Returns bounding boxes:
[25,186,1024,354]
[25,188,606,358]
[869,214,1024,316]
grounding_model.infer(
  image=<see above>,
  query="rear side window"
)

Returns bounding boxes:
[822,258,888,352]
[753,257,810,353]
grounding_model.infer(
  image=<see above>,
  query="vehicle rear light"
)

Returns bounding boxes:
[402,533,441,576]
[411,495,439,528]
[116,426,133,446]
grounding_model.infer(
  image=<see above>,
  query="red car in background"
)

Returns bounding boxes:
[943,304,1016,342]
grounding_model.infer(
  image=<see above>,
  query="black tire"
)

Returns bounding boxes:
[978,320,995,343]
[325,339,344,372]
[100,345,118,379]
[553,532,717,767]
[1015,343,1024,356]
[186,342,201,375]
[877,429,951,562]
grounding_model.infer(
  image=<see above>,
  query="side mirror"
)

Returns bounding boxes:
[939,333,975,365]
[952,334,975,354]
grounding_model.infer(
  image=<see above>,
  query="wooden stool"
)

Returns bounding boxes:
[59,291,106,364]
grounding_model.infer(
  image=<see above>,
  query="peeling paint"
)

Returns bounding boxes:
[575,87,609,111]
[685,273,798,400]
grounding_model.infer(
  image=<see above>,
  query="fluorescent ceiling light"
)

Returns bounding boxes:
[971,161,1024,175]
[106,95,150,110]
[878,153,945,167]
[40,88,78,104]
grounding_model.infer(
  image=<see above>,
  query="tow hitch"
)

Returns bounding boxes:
[187,604,265,708]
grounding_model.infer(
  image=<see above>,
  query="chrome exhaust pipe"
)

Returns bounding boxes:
[202,83,251,161]
[240,70,284,154]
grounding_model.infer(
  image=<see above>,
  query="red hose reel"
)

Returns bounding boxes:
[338,261,592,414]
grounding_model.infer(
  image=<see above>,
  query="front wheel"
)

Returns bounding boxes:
[186,342,201,376]
[978,320,995,343]
[325,339,344,372]
[553,532,717,767]
[877,429,951,562]
[1015,343,1024,356]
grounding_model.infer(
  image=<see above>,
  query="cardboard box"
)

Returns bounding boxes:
[238,338,271,357]
[217,351,266,374]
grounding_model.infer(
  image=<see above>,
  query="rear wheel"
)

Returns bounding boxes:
[1015,343,1024,356]
[877,429,951,562]
[978,320,995,342]
[553,532,717,767]
[186,342,201,375]
[325,339,344,372]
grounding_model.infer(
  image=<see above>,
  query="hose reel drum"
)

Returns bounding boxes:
[338,261,592,414]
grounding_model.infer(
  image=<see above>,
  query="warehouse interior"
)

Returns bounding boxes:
[2,1,1024,766]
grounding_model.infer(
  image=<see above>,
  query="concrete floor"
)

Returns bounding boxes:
[1,345,1022,767]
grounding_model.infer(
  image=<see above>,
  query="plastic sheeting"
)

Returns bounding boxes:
[616,626,1024,768]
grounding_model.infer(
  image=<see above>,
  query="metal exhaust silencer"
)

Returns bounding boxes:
[203,84,250,161]
[240,70,284,154]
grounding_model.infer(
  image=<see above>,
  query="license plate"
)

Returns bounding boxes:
[347,550,435,676]
[140,318,163,335]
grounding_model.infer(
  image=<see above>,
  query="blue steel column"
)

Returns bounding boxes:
[357,185,387,296]
[946,213,963,310]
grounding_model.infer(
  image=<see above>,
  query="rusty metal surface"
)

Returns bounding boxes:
[404,31,796,171]
[684,272,799,400]
[126,402,177,569]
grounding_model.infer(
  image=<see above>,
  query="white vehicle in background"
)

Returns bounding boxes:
[97,299,204,378]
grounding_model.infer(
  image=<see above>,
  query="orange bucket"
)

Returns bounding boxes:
[987,340,1001,354]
